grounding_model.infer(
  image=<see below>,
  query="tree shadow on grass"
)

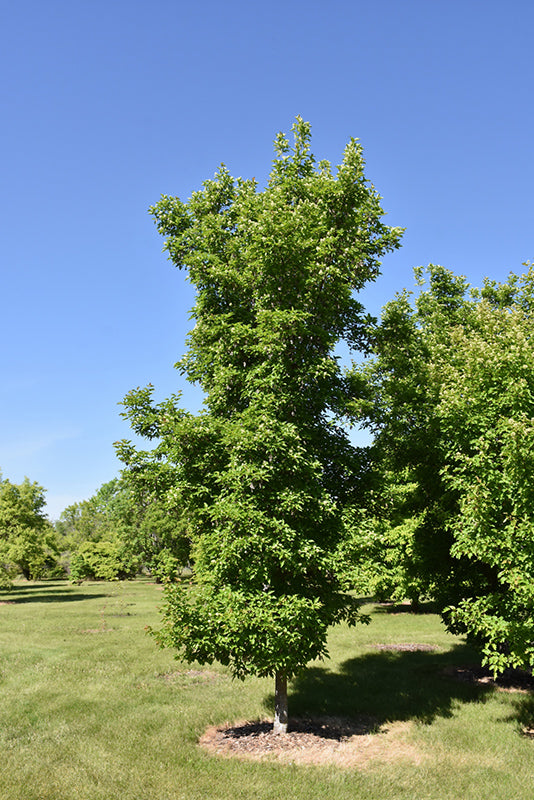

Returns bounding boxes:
[372,599,440,615]
[1,583,109,604]
[499,690,534,737]
[266,644,492,728]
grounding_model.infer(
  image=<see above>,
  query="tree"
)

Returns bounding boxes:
[0,474,60,584]
[69,540,140,582]
[357,263,534,674]
[353,265,481,607]
[436,266,534,674]
[56,482,120,548]
[117,118,402,732]
[57,477,190,579]
[134,501,190,581]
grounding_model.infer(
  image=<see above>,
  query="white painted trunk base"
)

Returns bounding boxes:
[274,671,288,734]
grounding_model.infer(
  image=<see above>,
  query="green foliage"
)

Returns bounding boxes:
[353,266,491,605]
[157,584,347,679]
[358,263,534,673]
[133,498,191,575]
[57,476,190,579]
[119,118,402,687]
[436,268,534,672]
[56,479,135,547]
[334,506,385,595]
[0,473,62,583]
[69,540,140,582]
[150,548,184,583]
[341,505,428,603]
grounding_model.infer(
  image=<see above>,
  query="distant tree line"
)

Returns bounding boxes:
[0,473,61,586]
[0,473,190,586]
[55,477,191,582]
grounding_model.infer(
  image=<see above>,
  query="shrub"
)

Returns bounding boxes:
[70,541,139,582]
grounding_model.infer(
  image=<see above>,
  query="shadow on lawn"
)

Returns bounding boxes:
[2,583,109,604]
[273,644,491,726]
[372,600,439,615]
[501,692,534,736]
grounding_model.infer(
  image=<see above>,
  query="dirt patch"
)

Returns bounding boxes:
[199,716,424,768]
[443,665,534,692]
[372,643,438,653]
[157,669,221,683]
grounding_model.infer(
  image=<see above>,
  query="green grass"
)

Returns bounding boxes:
[1,581,534,799]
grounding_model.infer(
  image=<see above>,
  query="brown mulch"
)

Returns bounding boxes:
[199,716,423,768]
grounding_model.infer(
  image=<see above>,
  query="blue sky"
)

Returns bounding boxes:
[1,0,533,519]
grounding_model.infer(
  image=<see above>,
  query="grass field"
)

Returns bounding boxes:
[1,579,534,799]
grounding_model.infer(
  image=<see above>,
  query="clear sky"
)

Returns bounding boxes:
[1,0,533,519]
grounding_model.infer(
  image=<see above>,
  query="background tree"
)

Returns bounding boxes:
[69,540,140,582]
[0,474,61,584]
[57,477,190,580]
[352,265,480,607]
[357,263,534,674]
[437,266,534,674]
[117,118,402,732]
[56,480,123,548]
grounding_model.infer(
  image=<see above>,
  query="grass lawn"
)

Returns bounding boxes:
[1,579,534,799]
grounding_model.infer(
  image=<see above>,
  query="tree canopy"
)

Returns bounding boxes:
[437,267,534,673]
[352,265,480,606]
[0,474,60,584]
[56,477,190,581]
[356,263,534,674]
[117,117,402,731]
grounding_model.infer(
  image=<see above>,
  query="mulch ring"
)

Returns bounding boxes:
[199,716,423,768]
[443,664,534,692]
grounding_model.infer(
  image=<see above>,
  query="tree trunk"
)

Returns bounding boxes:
[273,671,288,734]
[409,593,421,613]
